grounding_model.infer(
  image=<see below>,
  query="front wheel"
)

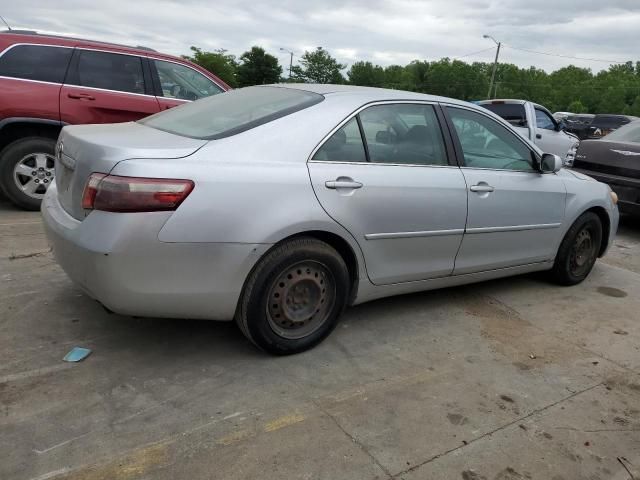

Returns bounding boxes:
[0,137,57,210]
[236,237,350,355]
[551,212,602,285]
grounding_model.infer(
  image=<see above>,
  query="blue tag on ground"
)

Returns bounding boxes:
[63,347,92,362]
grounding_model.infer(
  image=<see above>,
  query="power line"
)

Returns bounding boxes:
[453,46,496,59]
[503,45,627,64]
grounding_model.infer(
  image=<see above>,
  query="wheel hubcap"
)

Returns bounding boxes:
[569,227,595,276]
[267,261,335,340]
[13,152,56,199]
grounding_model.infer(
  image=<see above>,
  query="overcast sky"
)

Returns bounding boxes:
[5,1,640,73]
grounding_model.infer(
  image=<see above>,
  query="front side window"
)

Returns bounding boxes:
[0,45,72,83]
[154,59,223,100]
[141,86,323,139]
[358,104,448,165]
[313,118,366,162]
[74,50,145,94]
[535,108,556,130]
[448,107,535,171]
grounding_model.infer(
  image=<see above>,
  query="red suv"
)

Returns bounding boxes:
[0,30,230,209]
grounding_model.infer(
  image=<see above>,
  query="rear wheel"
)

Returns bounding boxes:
[551,212,602,285]
[0,137,57,210]
[237,237,350,355]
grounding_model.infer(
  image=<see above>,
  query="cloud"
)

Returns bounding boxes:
[5,0,640,72]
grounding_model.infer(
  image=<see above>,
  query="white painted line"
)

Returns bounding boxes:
[0,364,74,384]
[0,221,43,226]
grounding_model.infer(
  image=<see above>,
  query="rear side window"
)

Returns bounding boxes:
[0,45,72,83]
[73,50,145,94]
[140,86,323,140]
[481,103,527,127]
[313,118,367,162]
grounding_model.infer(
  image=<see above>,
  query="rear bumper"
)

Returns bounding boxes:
[41,184,270,320]
[572,168,640,216]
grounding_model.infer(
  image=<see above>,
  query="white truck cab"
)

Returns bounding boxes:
[478,99,579,165]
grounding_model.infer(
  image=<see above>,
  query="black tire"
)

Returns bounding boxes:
[551,212,602,285]
[0,136,57,211]
[236,237,350,355]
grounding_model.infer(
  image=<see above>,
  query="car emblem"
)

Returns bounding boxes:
[611,149,640,156]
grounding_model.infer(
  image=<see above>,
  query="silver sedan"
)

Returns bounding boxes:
[42,84,619,354]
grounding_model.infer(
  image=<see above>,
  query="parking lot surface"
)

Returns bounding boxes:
[1,197,639,480]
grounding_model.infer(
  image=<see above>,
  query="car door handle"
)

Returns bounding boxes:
[469,184,495,193]
[325,179,363,189]
[536,133,542,139]
[67,92,95,100]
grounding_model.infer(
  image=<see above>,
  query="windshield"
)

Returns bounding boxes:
[140,86,323,139]
[603,121,640,143]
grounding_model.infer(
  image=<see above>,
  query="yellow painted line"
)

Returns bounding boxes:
[53,443,170,480]
[263,413,305,432]
[216,428,253,446]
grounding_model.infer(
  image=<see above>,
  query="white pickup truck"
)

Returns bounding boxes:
[478,99,579,165]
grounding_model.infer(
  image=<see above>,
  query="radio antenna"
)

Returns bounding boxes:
[0,15,12,30]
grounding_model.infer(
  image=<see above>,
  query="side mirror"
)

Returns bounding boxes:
[540,153,562,173]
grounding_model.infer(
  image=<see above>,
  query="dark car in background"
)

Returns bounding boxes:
[572,120,640,215]
[587,114,637,139]
[564,114,595,140]
[0,30,230,210]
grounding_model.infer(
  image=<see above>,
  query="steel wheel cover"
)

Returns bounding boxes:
[266,260,336,340]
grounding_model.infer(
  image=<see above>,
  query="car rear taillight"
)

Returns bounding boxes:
[82,174,194,212]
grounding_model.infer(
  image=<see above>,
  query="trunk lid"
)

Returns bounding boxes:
[55,122,207,219]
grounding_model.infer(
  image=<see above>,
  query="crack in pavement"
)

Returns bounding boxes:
[390,381,604,479]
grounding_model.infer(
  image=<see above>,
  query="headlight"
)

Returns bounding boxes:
[610,191,618,205]
[564,141,579,167]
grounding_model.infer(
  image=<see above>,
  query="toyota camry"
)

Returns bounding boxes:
[42,84,619,354]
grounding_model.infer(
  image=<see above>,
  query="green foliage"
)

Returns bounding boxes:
[347,61,385,87]
[236,46,282,87]
[291,48,346,84]
[183,46,238,87]
[185,44,639,114]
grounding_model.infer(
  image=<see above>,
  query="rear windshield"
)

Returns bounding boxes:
[480,103,527,127]
[592,115,632,129]
[603,121,640,143]
[140,86,323,139]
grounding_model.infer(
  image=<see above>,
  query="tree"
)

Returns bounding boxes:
[567,100,587,113]
[347,61,385,87]
[236,46,282,87]
[183,46,238,87]
[291,48,346,84]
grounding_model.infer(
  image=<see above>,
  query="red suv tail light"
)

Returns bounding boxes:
[82,174,194,212]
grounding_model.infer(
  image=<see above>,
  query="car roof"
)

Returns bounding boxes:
[2,30,167,58]
[263,83,474,106]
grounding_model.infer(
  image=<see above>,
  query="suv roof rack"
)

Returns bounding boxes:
[0,29,157,52]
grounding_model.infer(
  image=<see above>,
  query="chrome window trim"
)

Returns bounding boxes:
[309,159,458,169]
[365,228,464,240]
[0,75,62,87]
[307,100,452,167]
[63,83,157,99]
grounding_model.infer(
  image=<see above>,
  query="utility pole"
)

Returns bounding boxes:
[483,35,501,99]
[279,47,294,80]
